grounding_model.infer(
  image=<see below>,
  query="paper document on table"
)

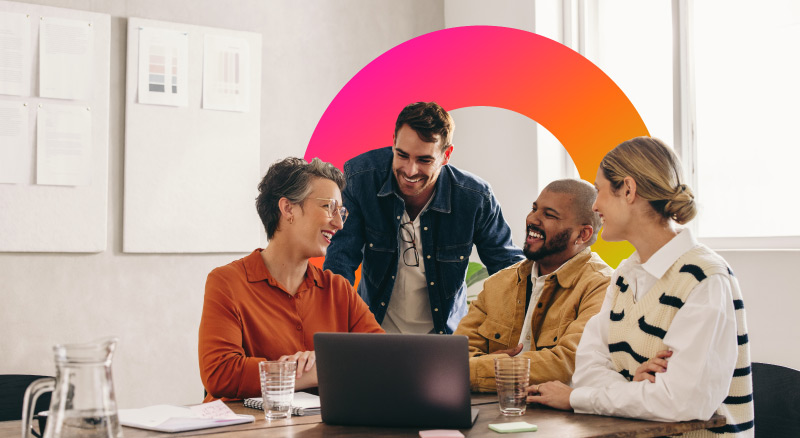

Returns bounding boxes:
[36,103,92,186]
[39,16,93,100]
[188,399,242,420]
[119,400,254,433]
[0,100,28,184]
[0,11,31,97]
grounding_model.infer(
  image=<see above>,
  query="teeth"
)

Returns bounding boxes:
[322,231,333,240]
[528,230,543,239]
[404,176,422,183]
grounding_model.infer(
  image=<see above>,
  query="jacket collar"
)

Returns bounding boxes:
[515,247,594,289]
[378,163,453,215]
[243,249,326,289]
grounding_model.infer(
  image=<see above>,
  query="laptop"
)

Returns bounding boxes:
[314,332,479,429]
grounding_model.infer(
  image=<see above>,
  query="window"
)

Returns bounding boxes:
[693,0,800,242]
[538,0,800,248]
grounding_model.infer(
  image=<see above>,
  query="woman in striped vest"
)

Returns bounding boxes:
[526,137,753,437]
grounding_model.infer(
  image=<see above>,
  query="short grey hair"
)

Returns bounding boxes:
[256,157,345,239]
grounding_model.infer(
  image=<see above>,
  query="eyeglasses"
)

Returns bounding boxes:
[310,198,349,224]
[399,222,419,267]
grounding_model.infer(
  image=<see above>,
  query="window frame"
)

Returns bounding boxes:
[541,0,800,250]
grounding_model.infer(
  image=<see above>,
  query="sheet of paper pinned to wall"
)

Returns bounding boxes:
[0,11,31,97]
[39,16,93,100]
[36,103,92,186]
[0,100,27,184]
[202,34,250,112]
[137,27,188,107]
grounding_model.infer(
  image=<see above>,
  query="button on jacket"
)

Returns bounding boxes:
[323,147,524,334]
[454,248,612,392]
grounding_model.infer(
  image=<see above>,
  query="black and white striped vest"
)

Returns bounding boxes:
[608,245,754,437]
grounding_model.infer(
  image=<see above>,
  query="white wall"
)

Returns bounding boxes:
[721,251,800,370]
[0,0,443,408]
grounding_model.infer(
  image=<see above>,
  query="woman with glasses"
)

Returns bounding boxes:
[199,157,383,401]
[526,137,753,436]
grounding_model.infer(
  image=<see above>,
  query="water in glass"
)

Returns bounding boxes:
[259,361,296,420]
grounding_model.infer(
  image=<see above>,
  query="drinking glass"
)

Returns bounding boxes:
[259,361,296,419]
[494,357,530,415]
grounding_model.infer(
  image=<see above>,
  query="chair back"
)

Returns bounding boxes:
[752,362,800,437]
[0,375,53,422]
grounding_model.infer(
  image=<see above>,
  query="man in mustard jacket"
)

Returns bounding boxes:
[454,179,612,392]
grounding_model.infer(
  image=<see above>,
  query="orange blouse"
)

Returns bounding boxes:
[199,249,383,401]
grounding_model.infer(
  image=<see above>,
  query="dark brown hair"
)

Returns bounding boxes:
[394,102,454,153]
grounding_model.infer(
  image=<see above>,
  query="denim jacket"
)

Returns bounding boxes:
[323,147,524,334]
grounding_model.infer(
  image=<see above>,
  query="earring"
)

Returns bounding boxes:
[288,216,294,224]
[574,240,579,245]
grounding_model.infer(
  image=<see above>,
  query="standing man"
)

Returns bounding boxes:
[454,179,612,392]
[323,102,523,334]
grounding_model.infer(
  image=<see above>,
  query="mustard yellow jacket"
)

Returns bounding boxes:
[454,248,612,392]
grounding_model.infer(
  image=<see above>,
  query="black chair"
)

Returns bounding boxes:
[752,362,800,437]
[0,375,53,422]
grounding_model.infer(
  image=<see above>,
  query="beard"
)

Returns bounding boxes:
[394,170,431,198]
[523,227,572,261]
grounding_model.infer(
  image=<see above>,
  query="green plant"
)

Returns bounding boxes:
[465,261,488,287]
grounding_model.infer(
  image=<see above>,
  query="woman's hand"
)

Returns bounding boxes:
[633,350,672,383]
[526,381,573,411]
[279,350,316,379]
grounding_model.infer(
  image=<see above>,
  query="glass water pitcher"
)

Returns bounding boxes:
[21,337,123,438]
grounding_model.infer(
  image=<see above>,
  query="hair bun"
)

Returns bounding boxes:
[665,183,696,224]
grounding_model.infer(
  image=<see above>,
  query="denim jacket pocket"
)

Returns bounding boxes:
[478,317,513,351]
[362,226,395,289]
[435,243,471,299]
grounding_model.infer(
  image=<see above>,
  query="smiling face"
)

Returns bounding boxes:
[524,189,578,264]
[291,177,345,259]
[391,124,452,203]
[592,167,630,242]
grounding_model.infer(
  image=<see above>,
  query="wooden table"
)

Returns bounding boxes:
[2,395,725,438]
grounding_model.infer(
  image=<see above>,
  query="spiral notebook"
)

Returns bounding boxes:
[243,392,321,416]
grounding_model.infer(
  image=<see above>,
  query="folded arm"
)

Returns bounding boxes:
[568,276,738,422]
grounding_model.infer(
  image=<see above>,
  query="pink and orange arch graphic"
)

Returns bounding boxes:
[306,26,645,270]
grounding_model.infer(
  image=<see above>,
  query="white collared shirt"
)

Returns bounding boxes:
[382,207,434,334]
[569,228,739,422]
[517,261,566,352]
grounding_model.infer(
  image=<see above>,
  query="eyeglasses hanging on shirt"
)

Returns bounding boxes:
[399,222,419,267]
